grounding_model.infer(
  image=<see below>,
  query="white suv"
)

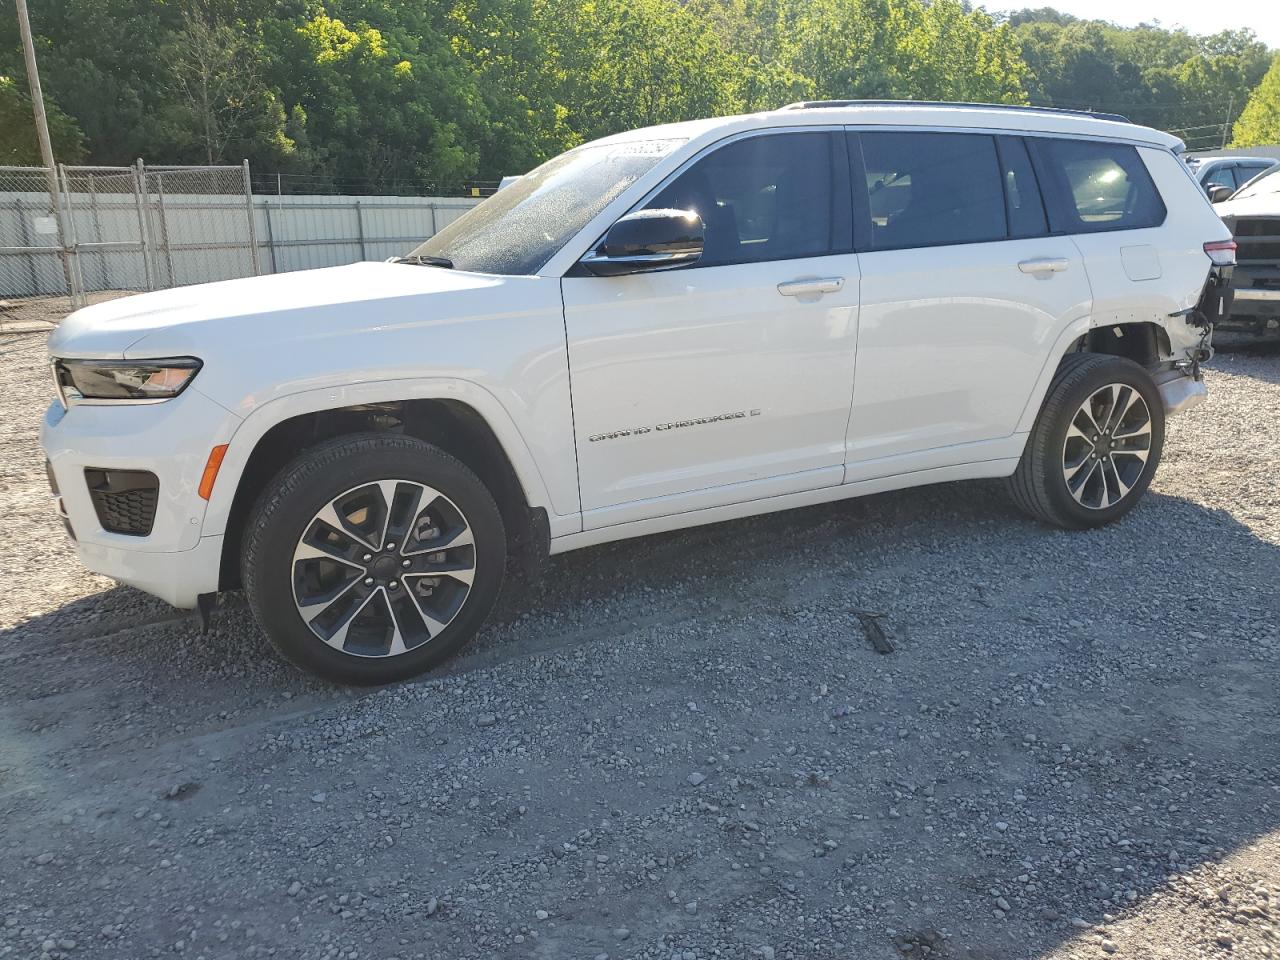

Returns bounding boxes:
[42,101,1236,683]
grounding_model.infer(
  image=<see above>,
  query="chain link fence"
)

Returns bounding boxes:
[0,165,74,325]
[139,164,260,288]
[1,161,258,328]
[57,164,151,299]
[59,161,260,298]
[2,160,481,331]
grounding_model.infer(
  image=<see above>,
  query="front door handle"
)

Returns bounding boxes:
[777,277,844,297]
[1018,257,1070,275]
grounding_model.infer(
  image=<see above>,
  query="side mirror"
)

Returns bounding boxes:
[581,209,704,277]
[1207,184,1234,203]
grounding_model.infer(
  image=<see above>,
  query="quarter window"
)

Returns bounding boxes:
[1030,139,1165,232]
[858,132,1007,250]
[644,132,847,267]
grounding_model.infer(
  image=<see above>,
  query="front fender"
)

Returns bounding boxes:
[201,376,581,541]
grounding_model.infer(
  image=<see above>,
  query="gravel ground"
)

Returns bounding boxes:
[1,330,1278,960]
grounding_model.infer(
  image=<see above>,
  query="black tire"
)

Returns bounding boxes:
[1007,353,1165,529]
[241,433,505,684]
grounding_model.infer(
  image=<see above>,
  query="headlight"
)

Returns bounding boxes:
[53,357,202,404]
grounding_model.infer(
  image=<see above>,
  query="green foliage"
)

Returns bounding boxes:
[1232,55,1280,147]
[536,0,746,141]
[0,75,86,164]
[1,1,1274,186]
[1008,11,1271,147]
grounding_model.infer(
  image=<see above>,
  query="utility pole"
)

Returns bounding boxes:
[14,0,77,303]
[1222,96,1233,149]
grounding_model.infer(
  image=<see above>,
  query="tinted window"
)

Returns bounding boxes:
[1199,163,1231,188]
[997,136,1048,238]
[1030,139,1165,233]
[858,132,1006,250]
[1238,163,1273,189]
[646,132,845,266]
[1206,165,1239,190]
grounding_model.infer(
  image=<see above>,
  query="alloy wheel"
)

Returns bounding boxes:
[1061,382,1153,510]
[291,480,476,658]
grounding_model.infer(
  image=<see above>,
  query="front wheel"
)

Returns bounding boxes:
[1008,353,1165,529]
[242,434,505,684]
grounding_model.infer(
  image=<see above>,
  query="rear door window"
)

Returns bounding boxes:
[1030,139,1165,233]
[855,132,1007,250]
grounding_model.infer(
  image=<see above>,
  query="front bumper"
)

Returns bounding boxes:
[73,535,224,608]
[1228,286,1280,321]
[40,386,239,607]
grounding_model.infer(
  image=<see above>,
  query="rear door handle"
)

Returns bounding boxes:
[1018,257,1070,274]
[777,277,844,297]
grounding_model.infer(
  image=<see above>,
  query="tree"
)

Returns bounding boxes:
[1008,12,1270,148]
[1,1,1269,186]
[269,8,481,189]
[1233,55,1280,147]
[445,0,577,176]
[895,0,1029,103]
[162,7,289,164]
[535,0,746,143]
[0,75,86,163]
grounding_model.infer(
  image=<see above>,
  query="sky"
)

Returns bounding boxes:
[988,0,1280,47]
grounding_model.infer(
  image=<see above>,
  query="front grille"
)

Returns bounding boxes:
[84,468,159,536]
[1235,218,1280,265]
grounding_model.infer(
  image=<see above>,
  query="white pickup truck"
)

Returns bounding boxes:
[1215,165,1280,335]
[42,101,1234,683]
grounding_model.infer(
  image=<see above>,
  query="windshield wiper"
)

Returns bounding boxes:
[393,254,454,268]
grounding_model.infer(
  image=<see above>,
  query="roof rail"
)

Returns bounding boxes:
[779,100,1130,124]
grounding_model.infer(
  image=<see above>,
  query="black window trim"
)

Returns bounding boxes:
[569,126,855,276]
[995,134,1050,240]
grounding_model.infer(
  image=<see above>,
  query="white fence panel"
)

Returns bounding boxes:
[0,187,483,298]
[0,190,67,298]
[253,195,480,275]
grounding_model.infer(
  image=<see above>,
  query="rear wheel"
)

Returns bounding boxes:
[242,434,505,684]
[1008,353,1165,529]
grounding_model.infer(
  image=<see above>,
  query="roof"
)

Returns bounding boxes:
[1186,153,1280,165]
[591,101,1183,153]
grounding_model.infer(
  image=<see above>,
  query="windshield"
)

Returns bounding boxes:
[406,139,685,275]
[1234,166,1280,201]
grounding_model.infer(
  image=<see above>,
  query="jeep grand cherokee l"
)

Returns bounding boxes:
[43,101,1235,684]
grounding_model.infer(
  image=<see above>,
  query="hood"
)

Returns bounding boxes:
[47,262,509,360]
[1216,189,1280,221]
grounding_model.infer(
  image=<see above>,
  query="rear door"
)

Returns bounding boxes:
[845,130,1093,470]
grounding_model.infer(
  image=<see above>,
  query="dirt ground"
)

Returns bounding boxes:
[0,330,1277,960]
